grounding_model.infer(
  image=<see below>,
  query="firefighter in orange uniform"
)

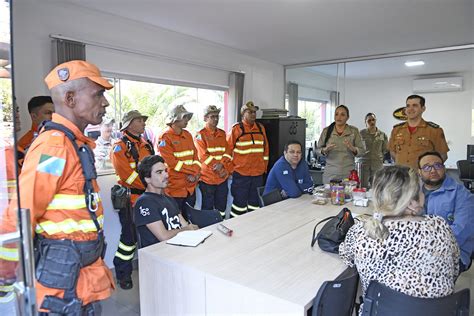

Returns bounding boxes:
[110,110,154,290]
[194,105,232,218]
[227,101,269,217]
[156,105,201,214]
[18,60,114,314]
[17,96,54,155]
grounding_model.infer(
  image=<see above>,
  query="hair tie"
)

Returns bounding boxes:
[373,212,384,222]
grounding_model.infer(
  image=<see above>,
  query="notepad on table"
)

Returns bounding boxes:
[166,230,213,247]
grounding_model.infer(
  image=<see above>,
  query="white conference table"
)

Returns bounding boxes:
[138,194,373,316]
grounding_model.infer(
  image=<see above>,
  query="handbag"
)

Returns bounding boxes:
[311,207,355,253]
[110,185,129,210]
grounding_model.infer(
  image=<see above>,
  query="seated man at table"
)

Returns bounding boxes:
[264,140,313,198]
[418,151,474,272]
[135,155,198,248]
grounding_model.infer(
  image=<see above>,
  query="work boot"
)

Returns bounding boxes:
[118,276,133,290]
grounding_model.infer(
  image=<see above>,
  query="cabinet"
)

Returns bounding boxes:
[257,117,306,173]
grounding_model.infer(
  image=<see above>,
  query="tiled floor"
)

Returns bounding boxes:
[102,267,474,316]
[102,270,140,316]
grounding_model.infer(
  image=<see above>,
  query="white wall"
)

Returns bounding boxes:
[13,0,284,137]
[286,68,336,101]
[345,72,474,167]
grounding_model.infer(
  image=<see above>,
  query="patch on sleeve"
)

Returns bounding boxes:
[195,133,202,141]
[282,170,288,175]
[158,140,166,147]
[36,154,66,176]
[113,145,122,153]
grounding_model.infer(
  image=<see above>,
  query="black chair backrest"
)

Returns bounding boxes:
[312,267,359,316]
[361,281,470,316]
[256,186,265,207]
[184,203,223,228]
[457,160,474,179]
[261,189,283,207]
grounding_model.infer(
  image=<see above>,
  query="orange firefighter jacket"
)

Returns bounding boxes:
[194,125,232,185]
[16,113,114,307]
[110,132,153,204]
[227,120,269,176]
[17,122,38,153]
[156,127,201,198]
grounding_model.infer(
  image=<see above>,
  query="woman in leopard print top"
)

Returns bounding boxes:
[339,166,460,309]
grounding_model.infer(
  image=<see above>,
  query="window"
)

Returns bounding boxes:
[87,77,228,173]
[298,99,328,144]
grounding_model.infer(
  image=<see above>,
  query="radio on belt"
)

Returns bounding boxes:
[217,223,233,237]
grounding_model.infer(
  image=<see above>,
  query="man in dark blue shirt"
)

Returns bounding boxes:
[134,155,198,248]
[264,140,313,198]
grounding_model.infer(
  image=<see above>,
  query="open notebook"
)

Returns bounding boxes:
[166,230,213,247]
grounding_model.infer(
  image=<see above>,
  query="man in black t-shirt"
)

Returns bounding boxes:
[135,155,198,248]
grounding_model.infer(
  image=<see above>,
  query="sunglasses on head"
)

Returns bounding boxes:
[421,162,444,172]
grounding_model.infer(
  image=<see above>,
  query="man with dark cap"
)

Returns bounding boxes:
[227,101,269,217]
[156,104,201,215]
[194,105,232,218]
[110,110,154,289]
[16,60,114,314]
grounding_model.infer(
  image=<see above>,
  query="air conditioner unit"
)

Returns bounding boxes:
[413,77,463,93]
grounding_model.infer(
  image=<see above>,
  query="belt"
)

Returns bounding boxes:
[37,236,104,267]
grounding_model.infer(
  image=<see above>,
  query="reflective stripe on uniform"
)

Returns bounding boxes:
[129,162,136,169]
[193,160,202,167]
[248,204,260,210]
[0,247,19,261]
[125,171,139,185]
[235,141,254,147]
[204,156,214,165]
[175,160,184,171]
[231,204,247,212]
[114,251,134,261]
[0,284,13,293]
[233,148,264,155]
[173,150,194,158]
[223,154,232,160]
[0,292,15,303]
[46,193,102,210]
[263,156,269,160]
[207,147,225,153]
[35,214,104,235]
[118,242,136,252]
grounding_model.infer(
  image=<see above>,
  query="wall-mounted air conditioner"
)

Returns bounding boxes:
[413,77,463,93]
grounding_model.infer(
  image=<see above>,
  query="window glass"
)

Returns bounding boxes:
[298,99,328,142]
[89,77,227,173]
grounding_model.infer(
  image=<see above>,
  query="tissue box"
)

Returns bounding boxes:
[353,198,369,207]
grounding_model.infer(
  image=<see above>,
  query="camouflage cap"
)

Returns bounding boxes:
[166,104,193,125]
[120,110,148,131]
[240,101,259,114]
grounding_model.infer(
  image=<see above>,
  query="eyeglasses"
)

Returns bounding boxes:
[420,162,445,172]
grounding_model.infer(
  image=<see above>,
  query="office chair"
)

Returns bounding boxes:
[311,267,359,316]
[457,160,474,193]
[361,281,470,316]
[257,186,283,207]
[184,203,223,228]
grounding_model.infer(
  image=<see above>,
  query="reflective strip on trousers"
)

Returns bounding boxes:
[125,171,139,185]
[118,242,136,252]
[35,214,104,235]
[115,252,134,261]
[248,204,260,210]
[46,193,102,210]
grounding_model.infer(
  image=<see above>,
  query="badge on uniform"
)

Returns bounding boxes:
[37,154,66,177]
[158,140,166,147]
[283,170,288,175]
[113,145,122,152]
[298,179,303,184]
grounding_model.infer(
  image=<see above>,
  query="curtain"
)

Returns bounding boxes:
[229,72,245,123]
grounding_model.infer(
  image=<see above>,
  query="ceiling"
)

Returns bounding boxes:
[305,49,474,80]
[61,0,474,66]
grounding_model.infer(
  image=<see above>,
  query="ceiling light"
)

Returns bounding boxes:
[405,60,425,67]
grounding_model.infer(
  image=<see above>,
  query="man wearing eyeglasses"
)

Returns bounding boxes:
[418,151,474,272]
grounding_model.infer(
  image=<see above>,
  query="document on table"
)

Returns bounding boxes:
[166,230,213,247]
